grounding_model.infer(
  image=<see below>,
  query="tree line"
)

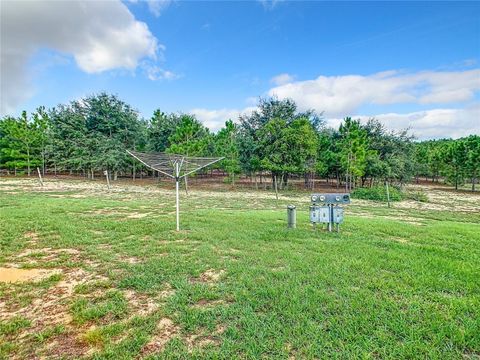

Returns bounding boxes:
[0,93,479,191]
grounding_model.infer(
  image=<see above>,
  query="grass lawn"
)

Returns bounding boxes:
[0,178,479,359]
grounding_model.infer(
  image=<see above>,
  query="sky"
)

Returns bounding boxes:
[1,0,479,139]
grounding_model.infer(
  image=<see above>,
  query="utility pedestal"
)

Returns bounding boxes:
[287,205,296,229]
[309,193,350,232]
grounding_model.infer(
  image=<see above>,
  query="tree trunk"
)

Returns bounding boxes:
[274,174,279,200]
[386,180,391,208]
[283,172,288,189]
[27,148,31,176]
[113,171,118,181]
[42,152,45,176]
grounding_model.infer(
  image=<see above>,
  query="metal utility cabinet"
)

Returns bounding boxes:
[310,193,350,232]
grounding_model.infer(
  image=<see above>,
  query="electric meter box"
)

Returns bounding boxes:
[309,206,331,223]
[332,207,344,224]
[309,193,350,232]
[310,193,351,205]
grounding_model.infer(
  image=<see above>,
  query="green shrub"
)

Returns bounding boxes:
[351,185,403,202]
[404,189,429,202]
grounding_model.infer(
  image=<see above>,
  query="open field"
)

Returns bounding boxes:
[0,178,479,359]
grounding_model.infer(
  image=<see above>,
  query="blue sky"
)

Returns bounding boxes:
[1,0,479,139]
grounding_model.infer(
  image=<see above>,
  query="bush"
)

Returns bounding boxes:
[351,185,403,202]
[404,189,429,202]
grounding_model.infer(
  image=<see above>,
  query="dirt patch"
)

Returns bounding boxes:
[390,237,410,244]
[184,324,225,352]
[14,247,84,268]
[24,231,39,244]
[0,266,108,358]
[124,290,159,316]
[0,267,60,283]
[190,299,226,309]
[140,317,180,357]
[86,209,152,220]
[122,256,142,264]
[45,330,91,359]
[17,247,80,258]
[127,212,151,219]
[0,243,107,359]
[190,269,226,285]
[158,283,176,299]
[48,194,87,198]
[0,185,20,191]
[0,268,99,323]
[88,209,123,216]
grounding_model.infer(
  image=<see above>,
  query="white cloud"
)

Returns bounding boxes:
[194,67,480,138]
[143,63,180,81]
[270,73,295,86]
[191,107,256,132]
[326,104,480,140]
[0,0,160,115]
[268,69,480,117]
[146,0,173,17]
[258,0,284,10]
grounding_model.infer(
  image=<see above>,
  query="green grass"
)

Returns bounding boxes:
[0,179,479,359]
[0,316,31,336]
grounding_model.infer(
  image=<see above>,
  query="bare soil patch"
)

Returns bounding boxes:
[191,269,226,284]
[24,231,39,243]
[184,324,226,351]
[158,283,176,299]
[390,237,410,244]
[140,317,180,357]
[190,299,226,309]
[16,247,80,259]
[0,267,60,283]
[124,290,159,316]
[122,256,142,264]
[127,212,152,219]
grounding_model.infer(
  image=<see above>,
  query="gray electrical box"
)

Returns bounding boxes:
[309,206,319,223]
[332,207,344,224]
[310,193,350,232]
[311,193,350,205]
[310,206,331,223]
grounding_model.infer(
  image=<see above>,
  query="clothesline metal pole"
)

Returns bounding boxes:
[126,150,224,232]
[175,161,180,231]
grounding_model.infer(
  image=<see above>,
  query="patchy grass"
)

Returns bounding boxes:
[34,324,66,343]
[0,316,31,336]
[0,178,479,359]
